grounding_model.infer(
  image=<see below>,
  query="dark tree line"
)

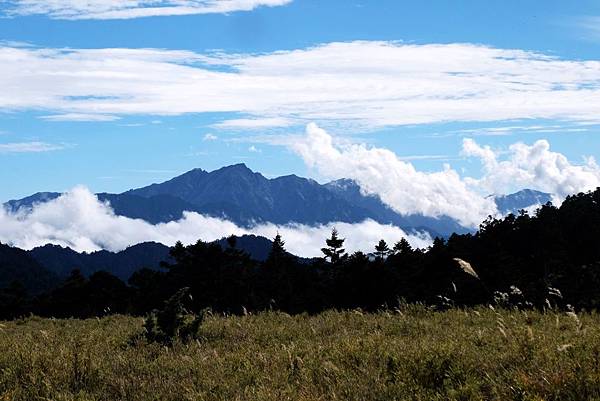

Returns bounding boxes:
[2,188,600,319]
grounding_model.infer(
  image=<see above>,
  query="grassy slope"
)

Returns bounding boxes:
[0,308,599,400]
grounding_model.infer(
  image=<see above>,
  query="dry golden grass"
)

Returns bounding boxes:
[1,307,600,400]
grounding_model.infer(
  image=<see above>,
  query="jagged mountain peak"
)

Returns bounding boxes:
[6,165,552,239]
[493,189,552,215]
[216,163,253,172]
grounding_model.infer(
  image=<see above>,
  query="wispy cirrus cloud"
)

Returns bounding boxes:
[451,123,595,137]
[212,117,295,129]
[575,16,600,40]
[2,0,292,20]
[0,141,66,153]
[40,113,120,122]
[203,133,218,141]
[1,41,600,130]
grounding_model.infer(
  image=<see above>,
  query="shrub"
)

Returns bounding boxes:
[142,287,207,345]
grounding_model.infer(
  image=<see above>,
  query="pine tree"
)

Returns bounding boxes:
[393,238,413,255]
[375,239,390,259]
[268,233,287,262]
[321,228,346,263]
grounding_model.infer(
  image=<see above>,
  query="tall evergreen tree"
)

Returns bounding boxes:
[393,238,413,255]
[321,228,347,263]
[375,239,390,260]
[268,233,286,262]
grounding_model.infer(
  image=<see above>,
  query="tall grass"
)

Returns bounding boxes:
[0,307,599,400]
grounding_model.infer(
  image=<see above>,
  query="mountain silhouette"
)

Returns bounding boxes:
[125,164,375,227]
[20,235,279,281]
[4,164,551,237]
[0,243,60,294]
[493,189,552,215]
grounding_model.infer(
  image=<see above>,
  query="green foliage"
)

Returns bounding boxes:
[268,233,286,262]
[393,238,413,255]
[143,287,205,345]
[374,239,390,259]
[321,228,347,263]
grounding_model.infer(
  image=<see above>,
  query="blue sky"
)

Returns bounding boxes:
[1,0,600,205]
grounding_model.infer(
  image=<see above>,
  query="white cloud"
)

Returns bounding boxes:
[213,117,294,129]
[289,123,600,226]
[2,41,600,129]
[0,186,431,255]
[4,0,292,20]
[40,113,120,122]
[0,141,65,153]
[248,145,260,152]
[462,138,600,197]
[203,133,218,141]
[291,123,498,227]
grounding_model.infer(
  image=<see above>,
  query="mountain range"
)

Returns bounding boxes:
[0,234,279,294]
[1,164,553,291]
[3,163,551,238]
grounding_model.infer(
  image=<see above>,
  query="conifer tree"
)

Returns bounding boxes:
[375,239,390,259]
[268,233,287,262]
[393,238,413,255]
[321,228,346,263]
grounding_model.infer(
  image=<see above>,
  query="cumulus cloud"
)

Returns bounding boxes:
[291,123,497,227]
[0,186,431,255]
[203,133,218,141]
[0,141,65,153]
[3,0,292,20]
[1,41,600,130]
[462,138,600,197]
[289,123,600,226]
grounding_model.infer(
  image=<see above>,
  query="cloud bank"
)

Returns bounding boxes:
[463,138,600,197]
[3,0,292,20]
[290,124,600,226]
[0,187,431,255]
[292,123,497,228]
[1,41,600,128]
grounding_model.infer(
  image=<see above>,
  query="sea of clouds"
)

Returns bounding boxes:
[0,186,432,256]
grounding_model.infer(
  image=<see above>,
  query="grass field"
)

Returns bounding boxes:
[0,307,599,400]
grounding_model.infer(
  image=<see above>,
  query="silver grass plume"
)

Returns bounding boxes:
[453,258,480,280]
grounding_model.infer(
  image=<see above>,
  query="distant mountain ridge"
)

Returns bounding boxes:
[125,163,472,236]
[324,179,467,236]
[2,234,277,284]
[493,189,552,215]
[125,164,376,227]
[0,243,60,294]
[27,242,171,281]
[4,163,550,238]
